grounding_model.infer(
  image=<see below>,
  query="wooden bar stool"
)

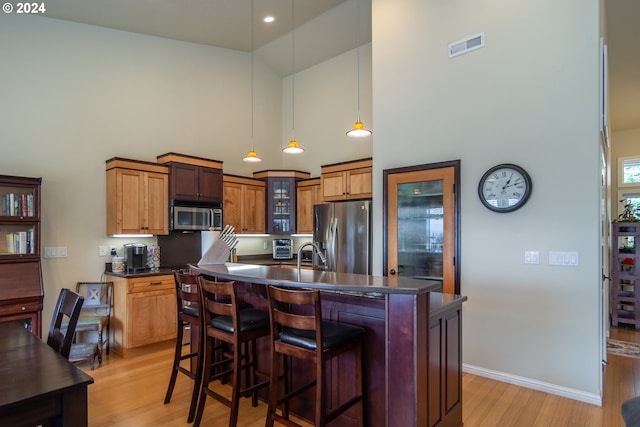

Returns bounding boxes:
[265,285,366,427]
[164,271,202,423]
[193,277,271,427]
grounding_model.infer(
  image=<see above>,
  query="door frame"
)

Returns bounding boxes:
[383,160,461,294]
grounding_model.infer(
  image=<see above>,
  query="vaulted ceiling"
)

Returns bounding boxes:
[37,0,639,133]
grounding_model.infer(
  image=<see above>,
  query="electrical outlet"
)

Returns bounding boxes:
[99,245,107,257]
[263,241,268,250]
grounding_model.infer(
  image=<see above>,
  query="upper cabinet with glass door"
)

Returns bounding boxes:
[253,170,310,235]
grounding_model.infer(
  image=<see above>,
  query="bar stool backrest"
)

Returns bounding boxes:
[266,286,324,352]
[198,278,238,330]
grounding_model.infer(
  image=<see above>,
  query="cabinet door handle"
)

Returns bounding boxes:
[21,306,26,311]
[389,269,396,275]
[149,281,163,285]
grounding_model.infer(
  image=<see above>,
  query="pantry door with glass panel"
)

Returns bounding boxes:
[384,161,459,294]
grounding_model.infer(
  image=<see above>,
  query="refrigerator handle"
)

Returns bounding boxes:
[330,217,338,271]
[325,218,333,271]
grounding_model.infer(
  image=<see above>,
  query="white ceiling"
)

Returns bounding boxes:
[39,0,371,78]
[38,0,638,132]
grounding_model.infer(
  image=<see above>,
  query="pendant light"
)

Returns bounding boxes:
[346,0,372,138]
[243,0,262,162]
[283,0,304,154]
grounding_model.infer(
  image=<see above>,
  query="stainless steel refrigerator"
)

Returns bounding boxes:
[313,200,372,274]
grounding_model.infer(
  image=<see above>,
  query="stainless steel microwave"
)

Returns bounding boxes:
[170,204,222,231]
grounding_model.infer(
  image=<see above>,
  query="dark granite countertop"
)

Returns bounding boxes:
[104,268,176,278]
[192,262,442,295]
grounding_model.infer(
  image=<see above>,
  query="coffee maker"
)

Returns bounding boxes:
[124,243,148,272]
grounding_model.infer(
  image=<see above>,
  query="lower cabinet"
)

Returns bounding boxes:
[428,294,463,427]
[109,273,176,355]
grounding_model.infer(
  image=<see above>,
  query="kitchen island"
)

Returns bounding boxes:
[192,263,466,427]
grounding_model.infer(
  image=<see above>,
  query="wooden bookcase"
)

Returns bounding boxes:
[611,222,640,328]
[0,174,44,336]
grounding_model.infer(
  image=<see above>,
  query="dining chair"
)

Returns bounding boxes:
[66,281,113,369]
[47,288,84,359]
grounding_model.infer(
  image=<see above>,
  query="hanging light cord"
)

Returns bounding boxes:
[250,0,255,150]
[355,0,361,121]
[290,0,295,141]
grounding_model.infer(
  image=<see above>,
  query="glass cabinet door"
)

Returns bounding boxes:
[268,178,295,234]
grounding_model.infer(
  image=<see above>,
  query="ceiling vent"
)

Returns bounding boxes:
[448,33,485,58]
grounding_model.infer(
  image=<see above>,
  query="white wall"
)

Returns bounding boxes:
[372,0,602,401]
[0,13,366,330]
[279,44,373,175]
[0,14,282,327]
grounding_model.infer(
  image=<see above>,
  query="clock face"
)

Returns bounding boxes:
[478,164,532,212]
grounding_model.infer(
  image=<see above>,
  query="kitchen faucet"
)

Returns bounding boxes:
[297,242,326,272]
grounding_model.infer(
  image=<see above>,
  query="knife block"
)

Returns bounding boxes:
[198,237,230,265]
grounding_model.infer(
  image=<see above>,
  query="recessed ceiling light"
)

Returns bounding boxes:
[263,15,275,23]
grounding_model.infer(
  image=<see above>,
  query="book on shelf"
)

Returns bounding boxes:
[4,231,32,254]
[1,193,34,217]
[5,234,14,254]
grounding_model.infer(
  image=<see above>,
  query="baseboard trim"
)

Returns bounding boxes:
[462,363,602,406]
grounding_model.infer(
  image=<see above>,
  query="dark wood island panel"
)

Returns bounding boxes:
[192,263,466,427]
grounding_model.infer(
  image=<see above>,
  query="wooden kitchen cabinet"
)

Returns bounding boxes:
[106,158,169,235]
[428,293,463,427]
[321,158,372,201]
[223,175,265,234]
[0,174,43,336]
[108,273,176,355]
[156,152,223,203]
[254,170,310,235]
[296,178,321,234]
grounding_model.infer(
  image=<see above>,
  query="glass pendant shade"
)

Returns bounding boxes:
[243,149,262,162]
[346,119,372,138]
[282,139,304,154]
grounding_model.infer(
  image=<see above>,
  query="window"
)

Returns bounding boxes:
[617,157,640,217]
[619,157,640,186]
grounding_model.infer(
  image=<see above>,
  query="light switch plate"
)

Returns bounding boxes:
[549,251,579,266]
[524,251,539,264]
[44,247,68,258]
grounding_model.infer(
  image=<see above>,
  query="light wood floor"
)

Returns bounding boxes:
[80,327,640,427]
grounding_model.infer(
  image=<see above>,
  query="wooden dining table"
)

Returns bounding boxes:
[0,321,94,427]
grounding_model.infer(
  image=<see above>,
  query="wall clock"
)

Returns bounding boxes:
[478,163,532,212]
